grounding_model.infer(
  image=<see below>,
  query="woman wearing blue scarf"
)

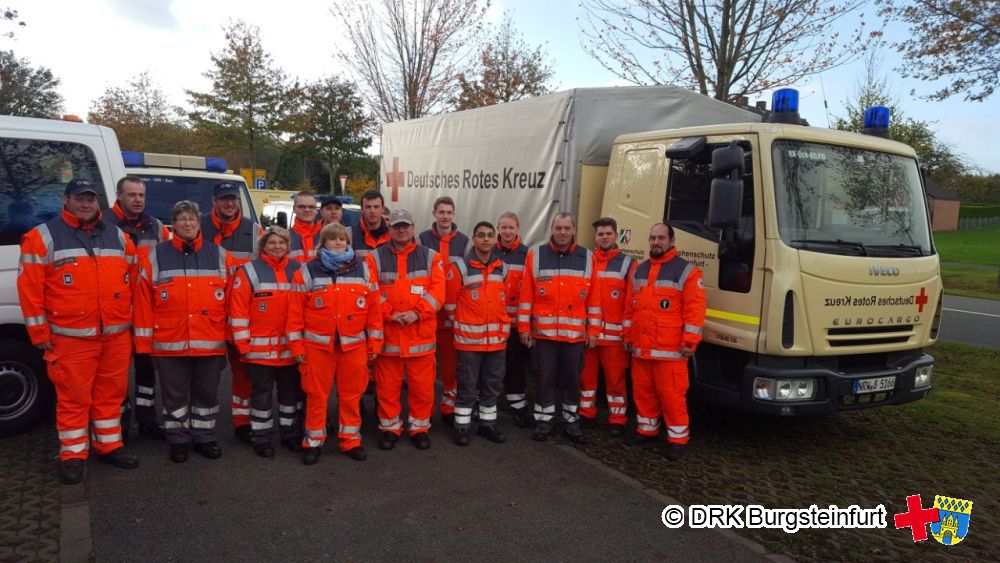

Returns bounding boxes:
[287,224,383,464]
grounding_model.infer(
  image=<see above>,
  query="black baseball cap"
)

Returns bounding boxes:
[213,181,240,198]
[319,195,343,209]
[64,178,99,196]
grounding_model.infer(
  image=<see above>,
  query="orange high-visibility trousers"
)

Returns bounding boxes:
[631,358,690,444]
[229,345,251,428]
[375,354,436,436]
[580,345,630,424]
[299,344,368,451]
[47,331,131,461]
[436,328,457,415]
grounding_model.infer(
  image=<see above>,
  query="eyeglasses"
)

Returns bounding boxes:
[294,205,316,210]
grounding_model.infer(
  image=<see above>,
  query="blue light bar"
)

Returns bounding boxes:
[205,157,228,173]
[121,151,145,167]
[863,106,891,129]
[772,89,799,113]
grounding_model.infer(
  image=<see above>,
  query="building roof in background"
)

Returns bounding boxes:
[925,178,960,201]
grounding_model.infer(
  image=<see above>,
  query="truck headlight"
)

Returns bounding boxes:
[914,365,933,389]
[753,377,816,401]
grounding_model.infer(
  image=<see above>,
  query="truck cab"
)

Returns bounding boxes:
[602,98,941,415]
[0,116,124,435]
[122,152,257,227]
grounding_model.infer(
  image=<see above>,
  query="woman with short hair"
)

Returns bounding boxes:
[287,223,382,464]
[134,201,233,463]
[229,226,303,458]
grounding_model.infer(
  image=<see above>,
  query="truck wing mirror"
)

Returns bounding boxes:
[707,178,742,229]
[712,141,745,177]
[276,211,289,229]
[665,136,707,160]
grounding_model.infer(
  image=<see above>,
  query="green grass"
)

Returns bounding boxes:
[575,341,999,562]
[933,224,1000,265]
[941,266,1000,301]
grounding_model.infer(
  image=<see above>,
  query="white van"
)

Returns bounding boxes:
[0,116,124,436]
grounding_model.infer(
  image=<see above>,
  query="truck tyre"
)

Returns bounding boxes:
[0,340,53,437]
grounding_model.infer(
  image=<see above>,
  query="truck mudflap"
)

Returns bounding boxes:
[737,352,934,416]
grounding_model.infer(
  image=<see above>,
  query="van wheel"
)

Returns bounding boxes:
[0,340,53,437]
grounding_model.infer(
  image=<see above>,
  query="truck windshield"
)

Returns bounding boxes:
[772,141,932,257]
[138,175,255,226]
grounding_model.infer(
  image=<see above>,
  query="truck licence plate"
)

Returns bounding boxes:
[853,376,896,394]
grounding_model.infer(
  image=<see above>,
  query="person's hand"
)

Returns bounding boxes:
[37,341,52,351]
[587,335,598,349]
[368,353,378,363]
[680,345,694,358]
[623,343,632,353]
[519,332,533,348]
[295,355,306,364]
[396,311,418,325]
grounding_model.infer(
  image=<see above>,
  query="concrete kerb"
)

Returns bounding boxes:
[59,480,92,563]
[555,445,796,563]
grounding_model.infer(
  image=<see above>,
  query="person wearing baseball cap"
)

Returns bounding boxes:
[200,180,264,444]
[18,177,140,483]
[367,207,445,451]
[319,196,344,226]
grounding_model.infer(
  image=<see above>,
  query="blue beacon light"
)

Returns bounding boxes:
[121,151,145,167]
[862,106,891,138]
[767,89,801,124]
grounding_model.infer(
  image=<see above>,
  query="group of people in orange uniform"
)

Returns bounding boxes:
[17,177,705,485]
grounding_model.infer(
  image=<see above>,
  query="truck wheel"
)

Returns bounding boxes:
[0,340,53,437]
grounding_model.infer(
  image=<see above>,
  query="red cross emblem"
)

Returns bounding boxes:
[915,287,928,313]
[386,157,405,203]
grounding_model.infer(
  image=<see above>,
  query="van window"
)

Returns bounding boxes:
[138,174,256,226]
[0,138,106,246]
[666,142,755,293]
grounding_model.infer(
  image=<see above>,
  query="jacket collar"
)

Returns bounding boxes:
[210,208,242,239]
[498,235,522,252]
[260,251,289,271]
[594,245,620,263]
[649,247,677,265]
[292,219,322,237]
[61,208,102,230]
[172,232,204,253]
[548,237,576,255]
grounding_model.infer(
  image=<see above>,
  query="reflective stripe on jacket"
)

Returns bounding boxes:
[624,248,706,361]
[350,220,390,259]
[497,237,528,323]
[517,241,601,343]
[200,209,261,266]
[104,201,170,263]
[286,257,383,356]
[134,234,233,356]
[593,247,637,345]
[18,210,137,345]
[444,251,510,352]
[229,256,301,365]
[367,241,445,357]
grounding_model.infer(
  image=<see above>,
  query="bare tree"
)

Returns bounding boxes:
[454,11,554,110]
[333,0,490,123]
[579,0,881,102]
[879,0,999,102]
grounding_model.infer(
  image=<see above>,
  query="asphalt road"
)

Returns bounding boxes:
[85,372,770,562]
[938,295,1000,349]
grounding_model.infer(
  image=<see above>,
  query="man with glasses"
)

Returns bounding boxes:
[289,192,322,263]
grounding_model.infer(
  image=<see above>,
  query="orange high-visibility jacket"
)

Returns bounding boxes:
[444,251,510,352]
[18,210,137,345]
[350,220,391,260]
[497,237,528,323]
[367,241,445,357]
[200,209,262,269]
[286,256,383,357]
[134,233,234,356]
[419,224,472,330]
[593,247,638,346]
[623,248,706,360]
[289,220,322,263]
[104,201,170,263]
[229,254,302,365]
[517,241,601,343]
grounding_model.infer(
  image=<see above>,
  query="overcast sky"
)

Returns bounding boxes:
[5,0,997,173]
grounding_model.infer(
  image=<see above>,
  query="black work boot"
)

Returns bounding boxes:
[194,441,222,459]
[477,425,506,443]
[563,423,589,445]
[234,425,252,444]
[343,446,367,462]
[302,447,321,465]
[58,459,85,485]
[254,442,275,458]
[511,409,532,428]
[664,443,687,461]
[454,427,471,446]
[531,422,551,442]
[378,431,399,451]
[441,413,455,428]
[98,447,140,469]
[410,432,431,450]
[630,433,658,447]
[609,423,625,437]
[169,443,190,463]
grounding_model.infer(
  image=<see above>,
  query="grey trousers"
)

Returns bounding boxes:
[154,355,225,445]
[247,363,303,444]
[532,339,584,432]
[503,330,531,411]
[455,349,505,429]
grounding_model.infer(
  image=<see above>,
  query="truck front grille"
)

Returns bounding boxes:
[826,325,914,348]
